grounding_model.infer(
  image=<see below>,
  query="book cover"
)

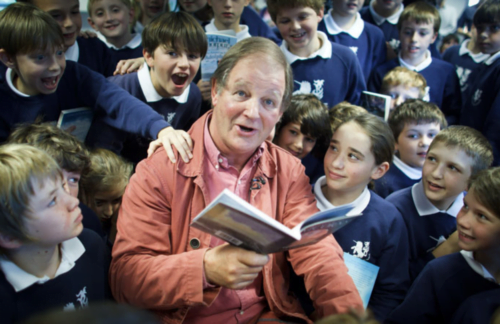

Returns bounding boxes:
[361,91,391,121]
[57,107,93,142]
[201,32,238,81]
[343,252,380,309]
[191,189,361,254]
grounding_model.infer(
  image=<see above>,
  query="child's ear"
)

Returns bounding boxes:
[371,161,390,180]
[317,7,325,21]
[0,232,22,250]
[128,7,135,26]
[431,32,438,44]
[0,49,16,69]
[143,49,154,68]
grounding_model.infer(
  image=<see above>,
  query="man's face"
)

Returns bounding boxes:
[208,0,250,30]
[209,54,285,165]
[32,0,82,49]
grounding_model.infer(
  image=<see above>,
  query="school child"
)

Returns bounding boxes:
[133,0,168,33]
[79,148,132,245]
[379,66,427,110]
[386,167,500,324]
[439,33,459,53]
[442,27,489,94]
[387,126,493,282]
[87,0,143,62]
[87,11,207,165]
[374,99,447,198]
[273,94,330,183]
[317,0,387,80]
[6,123,105,239]
[314,113,410,322]
[267,0,366,108]
[360,0,404,52]
[0,144,109,323]
[0,3,191,163]
[460,0,500,165]
[368,1,461,124]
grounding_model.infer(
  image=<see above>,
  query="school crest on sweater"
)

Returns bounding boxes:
[350,240,371,260]
[293,79,325,99]
[63,286,88,311]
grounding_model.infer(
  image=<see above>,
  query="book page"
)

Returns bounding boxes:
[343,252,380,309]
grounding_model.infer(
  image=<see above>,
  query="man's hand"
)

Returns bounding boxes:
[197,79,212,102]
[149,126,193,163]
[204,244,269,290]
[432,231,459,258]
[114,57,145,75]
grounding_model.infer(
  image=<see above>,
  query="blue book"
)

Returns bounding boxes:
[201,32,237,81]
[343,252,380,309]
[57,107,94,142]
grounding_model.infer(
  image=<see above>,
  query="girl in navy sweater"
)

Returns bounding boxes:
[314,113,410,322]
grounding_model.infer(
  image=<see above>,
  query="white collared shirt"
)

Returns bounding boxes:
[204,19,251,42]
[460,250,498,284]
[314,176,370,215]
[5,68,30,97]
[280,31,332,64]
[98,32,142,50]
[0,237,86,292]
[485,50,500,65]
[65,41,79,62]
[368,0,403,26]
[393,155,422,180]
[459,39,489,63]
[323,10,364,39]
[399,50,433,72]
[411,181,464,217]
[137,62,190,103]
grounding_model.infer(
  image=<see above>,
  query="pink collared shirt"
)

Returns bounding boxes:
[184,113,267,323]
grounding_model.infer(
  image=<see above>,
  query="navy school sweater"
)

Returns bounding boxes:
[373,162,420,198]
[75,37,118,77]
[450,288,500,324]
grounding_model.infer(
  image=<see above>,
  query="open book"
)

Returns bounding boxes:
[57,107,93,142]
[361,91,392,121]
[191,189,361,254]
[201,32,237,81]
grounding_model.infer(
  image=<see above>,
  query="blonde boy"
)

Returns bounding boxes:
[87,0,143,61]
[0,145,108,323]
[387,126,493,281]
[368,1,461,124]
[380,66,427,110]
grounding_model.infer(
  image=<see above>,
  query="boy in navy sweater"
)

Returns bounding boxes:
[460,0,500,165]
[87,11,207,164]
[87,0,143,62]
[7,123,105,240]
[368,1,461,124]
[318,0,387,79]
[387,126,493,282]
[387,167,500,324]
[375,99,447,198]
[17,0,143,76]
[267,0,366,108]
[0,3,192,163]
[0,144,109,323]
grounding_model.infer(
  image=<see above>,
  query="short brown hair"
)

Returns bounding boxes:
[7,123,90,173]
[212,37,294,112]
[0,2,64,56]
[388,99,447,140]
[266,0,325,23]
[328,102,367,134]
[473,0,500,26]
[468,167,500,221]
[397,1,441,34]
[88,0,132,16]
[380,67,427,98]
[0,144,61,243]
[428,126,493,176]
[142,11,207,59]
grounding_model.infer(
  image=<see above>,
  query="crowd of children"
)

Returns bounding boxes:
[0,0,500,322]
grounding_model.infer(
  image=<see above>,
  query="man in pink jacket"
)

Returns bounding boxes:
[110,37,362,323]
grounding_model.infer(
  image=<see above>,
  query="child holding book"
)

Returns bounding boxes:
[318,0,387,79]
[368,1,461,124]
[80,148,132,245]
[87,0,143,61]
[379,66,427,110]
[374,99,447,198]
[0,144,109,323]
[387,126,493,281]
[86,11,207,165]
[267,0,366,107]
[387,167,500,324]
[314,113,410,322]
[460,0,500,165]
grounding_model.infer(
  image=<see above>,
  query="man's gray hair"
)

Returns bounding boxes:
[211,37,294,112]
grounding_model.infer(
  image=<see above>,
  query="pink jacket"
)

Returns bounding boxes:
[110,113,362,323]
